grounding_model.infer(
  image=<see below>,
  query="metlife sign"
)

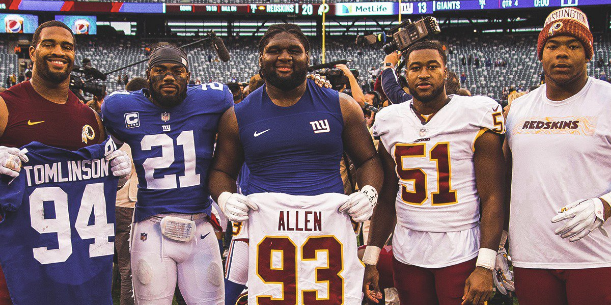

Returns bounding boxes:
[335,2,395,16]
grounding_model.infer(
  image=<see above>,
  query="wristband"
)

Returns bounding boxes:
[362,246,382,265]
[476,248,497,270]
[360,185,379,207]
[218,192,232,213]
[499,230,508,249]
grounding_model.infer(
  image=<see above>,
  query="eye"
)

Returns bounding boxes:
[547,44,558,50]
[569,45,580,50]
[62,44,74,51]
[410,66,421,72]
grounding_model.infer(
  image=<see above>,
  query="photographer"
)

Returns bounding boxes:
[381,51,412,104]
[335,64,367,108]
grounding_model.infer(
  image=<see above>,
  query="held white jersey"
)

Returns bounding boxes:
[506,77,611,269]
[246,193,364,305]
[372,95,505,233]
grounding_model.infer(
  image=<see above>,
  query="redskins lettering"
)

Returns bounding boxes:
[521,120,579,130]
[278,210,322,232]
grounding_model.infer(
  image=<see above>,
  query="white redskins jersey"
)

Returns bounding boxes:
[373,95,505,233]
[506,77,611,269]
[246,193,364,305]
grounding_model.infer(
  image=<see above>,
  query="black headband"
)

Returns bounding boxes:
[148,46,188,70]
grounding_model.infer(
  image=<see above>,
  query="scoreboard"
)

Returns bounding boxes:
[0,0,609,15]
[165,3,327,16]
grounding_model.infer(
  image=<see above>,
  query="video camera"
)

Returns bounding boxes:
[355,17,440,54]
[308,60,360,91]
[316,68,359,91]
[70,58,107,100]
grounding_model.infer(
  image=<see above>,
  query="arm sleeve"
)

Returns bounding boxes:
[380,68,411,104]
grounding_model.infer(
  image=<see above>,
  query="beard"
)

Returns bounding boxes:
[261,64,307,91]
[36,55,72,83]
[409,84,446,103]
[148,76,188,108]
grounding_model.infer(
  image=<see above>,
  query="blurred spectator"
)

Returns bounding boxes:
[122,74,129,86]
[460,72,467,86]
[600,72,607,82]
[125,77,148,92]
[226,82,243,104]
[248,74,265,93]
[86,94,105,115]
[445,71,460,95]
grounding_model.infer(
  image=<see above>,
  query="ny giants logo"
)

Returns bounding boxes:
[309,119,330,133]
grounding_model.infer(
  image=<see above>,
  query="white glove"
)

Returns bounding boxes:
[551,198,608,242]
[105,150,132,178]
[0,146,28,178]
[339,185,378,223]
[218,192,259,222]
[493,248,515,295]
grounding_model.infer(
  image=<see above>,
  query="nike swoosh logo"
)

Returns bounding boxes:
[254,129,270,137]
[493,105,500,112]
[27,120,44,126]
[201,232,210,240]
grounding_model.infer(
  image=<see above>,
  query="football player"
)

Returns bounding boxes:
[0,21,130,305]
[504,8,611,304]
[209,23,383,304]
[363,40,505,305]
[102,46,233,304]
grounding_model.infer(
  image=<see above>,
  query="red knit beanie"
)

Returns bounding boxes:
[537,7,593,60]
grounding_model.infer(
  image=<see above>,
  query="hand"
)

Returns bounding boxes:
[307,73,332,88]
[383,52,400,67]
[551,198,607,242]
[339,185,378,223]
[218,192,259,222]
[105,150,132,178]
[363,264,383,304]
[462,267,494,305]
[335,64,352,76]
[0,146,28,178]
[493,248,514,295]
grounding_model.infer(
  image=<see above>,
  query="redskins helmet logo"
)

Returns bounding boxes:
[549,21,563,36]
[81,125,95,144]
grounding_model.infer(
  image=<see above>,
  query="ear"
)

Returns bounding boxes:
[29,46,36,62]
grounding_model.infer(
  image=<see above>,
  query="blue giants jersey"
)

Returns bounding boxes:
[235,79,344,196]
[0,140,119,305]
[102,83,233,222]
